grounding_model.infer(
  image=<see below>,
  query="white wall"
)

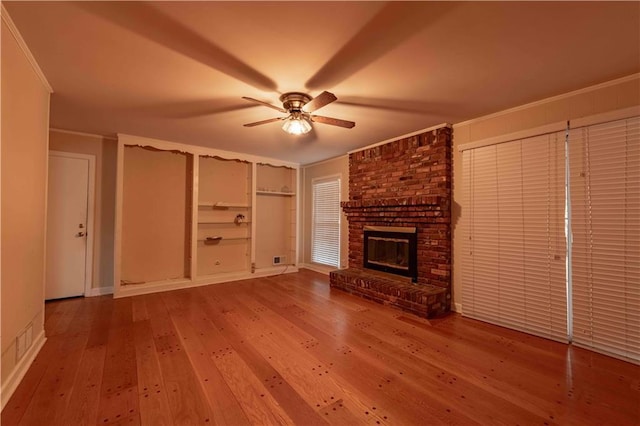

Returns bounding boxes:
[1,7,52,403]
[451,74,640,311]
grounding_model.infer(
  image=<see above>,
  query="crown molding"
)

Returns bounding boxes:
[348,123,452,155]
[457,120,567,152]
[50,127,118,141]
[1,5,53,93]
[302,153,348,168]
[454,73,640,129]
[570,105,640,130]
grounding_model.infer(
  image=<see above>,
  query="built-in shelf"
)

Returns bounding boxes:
[199,201,250,208]
[256,191,296,196]
[200,236,251,243]
[117,140,300,291]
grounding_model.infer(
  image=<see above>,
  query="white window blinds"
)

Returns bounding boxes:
[569,116,640,362]
[311,177,341,267]
[461,133,568,342]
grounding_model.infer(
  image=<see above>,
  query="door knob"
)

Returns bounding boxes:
[75,232,86,237]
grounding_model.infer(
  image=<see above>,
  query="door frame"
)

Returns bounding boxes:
[48,150,96,297]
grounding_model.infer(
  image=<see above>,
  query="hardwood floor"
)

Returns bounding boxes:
[3,269,639,425]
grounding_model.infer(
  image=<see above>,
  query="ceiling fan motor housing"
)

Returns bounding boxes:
[280,92,312,112]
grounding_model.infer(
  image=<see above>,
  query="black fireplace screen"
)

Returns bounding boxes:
[364,227,417,282]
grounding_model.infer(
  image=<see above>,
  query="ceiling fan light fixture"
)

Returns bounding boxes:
[282,114,312,135]
[243,91,354,132]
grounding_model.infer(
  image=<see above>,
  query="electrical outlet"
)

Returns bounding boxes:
[273,255,286,266]
[26,324,33,348]
[16,323,34,361]
[16,333,26,360]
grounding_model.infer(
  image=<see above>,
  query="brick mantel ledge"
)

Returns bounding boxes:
[341,195,445,210]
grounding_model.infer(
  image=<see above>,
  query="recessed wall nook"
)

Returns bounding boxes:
[114,134,299,298]
[330,125,453,318]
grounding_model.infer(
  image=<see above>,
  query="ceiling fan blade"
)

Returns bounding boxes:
[311,115,355,129]
[243,117,284,127]
[242,97,287,113]
[303,91,337,113]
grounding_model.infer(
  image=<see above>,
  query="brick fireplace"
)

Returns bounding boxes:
[329,125,452,318]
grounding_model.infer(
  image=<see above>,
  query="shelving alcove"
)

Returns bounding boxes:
[114,134,300,298]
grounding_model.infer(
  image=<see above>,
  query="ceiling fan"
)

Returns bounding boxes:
[242,91,355,135]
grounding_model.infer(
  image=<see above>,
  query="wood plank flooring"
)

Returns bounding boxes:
[3,269,639,425]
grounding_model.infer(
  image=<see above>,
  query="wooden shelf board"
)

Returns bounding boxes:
[199,237,251,242]
[199,201,250,208]
[256,191,296,196]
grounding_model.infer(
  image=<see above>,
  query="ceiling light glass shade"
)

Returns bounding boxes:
[282,115,312,135]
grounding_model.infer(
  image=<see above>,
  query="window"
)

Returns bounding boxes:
[461,134,568,342]
[569,117,640,361]
[461,114,640,362]
[311,176,341,267]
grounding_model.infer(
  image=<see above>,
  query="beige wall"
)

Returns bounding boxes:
[121,147,190,283]
[255,195,294,268]
[199,157,251,204]
[1,17,51,384]
[255,164,296,268]
[451,75,640,310]
[301,155,349,270]
[49,130,117,289]
[197,157,251,275]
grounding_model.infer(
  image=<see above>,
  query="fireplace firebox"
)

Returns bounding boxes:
[363,226,417,282]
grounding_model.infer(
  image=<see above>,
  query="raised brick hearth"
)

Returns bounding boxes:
[331,268,448,317]
[330,125,452,318]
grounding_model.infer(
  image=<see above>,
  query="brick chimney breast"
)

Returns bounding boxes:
[330,126,453,318]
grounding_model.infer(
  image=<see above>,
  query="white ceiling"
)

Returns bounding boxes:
[4,1,640,164]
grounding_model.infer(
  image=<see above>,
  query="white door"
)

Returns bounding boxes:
[45,154,91,299]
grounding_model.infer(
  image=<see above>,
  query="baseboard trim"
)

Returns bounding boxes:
[453,302,462,314]
[252,265,299,277]
[299,263,333,275]
[115,274,248,298]
[86,286,113,297]
[1,330,46,410]
[114,267,299,298]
